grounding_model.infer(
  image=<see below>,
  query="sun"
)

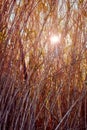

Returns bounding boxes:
[50,34,61,45]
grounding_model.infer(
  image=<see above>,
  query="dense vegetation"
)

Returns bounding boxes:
[0,0,87,130]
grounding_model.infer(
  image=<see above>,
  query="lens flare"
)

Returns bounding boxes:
[50,34,61,45]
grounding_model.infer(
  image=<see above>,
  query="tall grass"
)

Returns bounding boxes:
[0,0,87,130]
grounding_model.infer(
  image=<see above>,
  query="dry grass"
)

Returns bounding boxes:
[0,0,87,130]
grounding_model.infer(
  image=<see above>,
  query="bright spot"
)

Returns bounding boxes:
[50,34,61,45]
[86,43,87,48]
[16,0,20,5]
[10,13,15,22]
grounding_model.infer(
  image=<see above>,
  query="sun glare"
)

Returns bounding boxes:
[50,34,61,45]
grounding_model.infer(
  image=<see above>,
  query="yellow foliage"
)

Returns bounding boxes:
[79,0,84,4]
[0,31,6,42]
